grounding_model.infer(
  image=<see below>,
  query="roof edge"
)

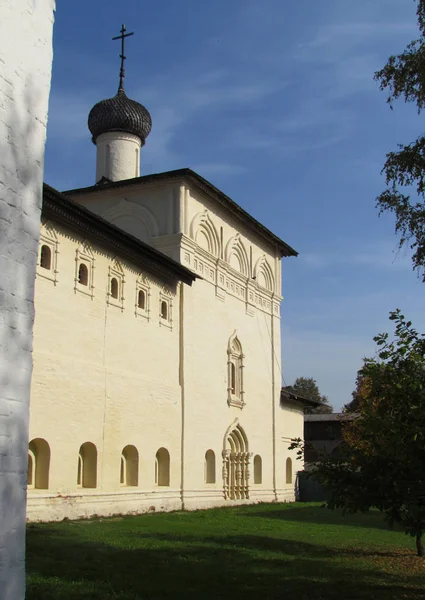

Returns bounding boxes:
[42,183,198,287]
[280,388,323,408]
[64,168,298,258]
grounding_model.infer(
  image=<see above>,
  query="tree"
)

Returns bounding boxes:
[343,371,367,413]
[285,377,333,414]
[375,0,425,281]
[291,310,425,556]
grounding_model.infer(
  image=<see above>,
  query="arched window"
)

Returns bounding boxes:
[138,289,146,310]
[121,445,139,486]
[227,334,245,408]
[205,450,216,483]
[286,457,293,484]
[78,263,88,286]
[110,277,119,299]
[40,245,51,270]
[155,447,170,486]
[28,438,50,489]
[160,300,168,320]
[253,455,262,484]
[78,442,97,488]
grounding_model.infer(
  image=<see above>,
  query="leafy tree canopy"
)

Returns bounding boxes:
[375,0,425,280]
[343,371,367,413]
[291,311,425,556]
[285,377,333,414]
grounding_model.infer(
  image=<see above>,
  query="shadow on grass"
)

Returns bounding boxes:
[26,525,424,600]
[239,504,399,531]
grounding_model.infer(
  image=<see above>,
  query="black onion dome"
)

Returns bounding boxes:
[88,89,152,144]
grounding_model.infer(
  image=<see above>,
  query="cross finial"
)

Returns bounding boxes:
[112,24,134,93]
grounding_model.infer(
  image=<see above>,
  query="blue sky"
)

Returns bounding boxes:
[45,0,425,410]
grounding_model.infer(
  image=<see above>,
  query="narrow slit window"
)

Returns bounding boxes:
[110,277,119,299]
[138,289,146,310]
[120,457,124,485]
[160,300,168,320]
[40,245,51,270]
[78,263,88,286]
[230,362,236,394]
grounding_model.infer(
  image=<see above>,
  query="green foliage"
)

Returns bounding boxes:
[344,371,369,413]
[286,376,333,413]
[375,0,425,280]
[291,311,425,556]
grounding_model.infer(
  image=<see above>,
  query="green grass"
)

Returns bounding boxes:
[26,502,425,599]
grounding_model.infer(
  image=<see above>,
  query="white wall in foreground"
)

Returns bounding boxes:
[0,1,55,598]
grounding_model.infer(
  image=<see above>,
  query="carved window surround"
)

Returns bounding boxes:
[227,332,245,409]
[159,287,173,330]
[37,225,59,285]
[107,260,125,311]
[135,274,150,321]
[74,243,95,299]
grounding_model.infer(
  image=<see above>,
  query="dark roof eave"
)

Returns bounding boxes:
[64,168,298,258]
[42,183,198,286]
[280,388,322,408]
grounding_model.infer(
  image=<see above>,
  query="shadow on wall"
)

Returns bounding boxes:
[0,80,46,597]
[26,523,422,600]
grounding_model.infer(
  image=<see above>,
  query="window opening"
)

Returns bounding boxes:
[78,263,88,286]
[138,289,146,310]
[110,277,119,299]
[40,245,51,270]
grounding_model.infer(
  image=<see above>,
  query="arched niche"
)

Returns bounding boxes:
[121,445,139,487]
[204,450,216,484]
[103,200,159,243]
[155,447,170,486]
[190,210,220,257]
[225,235,249,276]
[254,255,275,292]
[28,438,50,489]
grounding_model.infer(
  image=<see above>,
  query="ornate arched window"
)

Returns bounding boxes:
[107,260,125,309]
[75,242,95,297]
[227,333,245,408]
[222,423,251,500]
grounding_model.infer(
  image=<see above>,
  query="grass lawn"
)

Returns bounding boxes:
[26,502,425,600]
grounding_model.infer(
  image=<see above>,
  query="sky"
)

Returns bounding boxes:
[45,0,425,411]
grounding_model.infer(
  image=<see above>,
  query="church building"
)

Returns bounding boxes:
[26,29,308,521]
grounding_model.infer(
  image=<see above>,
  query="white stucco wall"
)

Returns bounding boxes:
[0,1,55,598]
[56,177,300,518]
